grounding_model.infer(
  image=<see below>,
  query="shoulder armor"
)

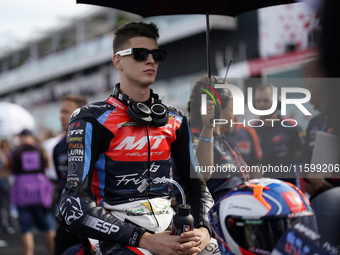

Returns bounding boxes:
[69,101,115,123]
[168,105,185,117]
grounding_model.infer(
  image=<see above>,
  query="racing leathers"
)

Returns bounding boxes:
[58,91,214,249]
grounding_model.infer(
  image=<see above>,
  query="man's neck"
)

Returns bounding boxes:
[120,83,150,102]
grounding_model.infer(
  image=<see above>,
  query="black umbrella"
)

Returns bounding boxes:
[76,0,295,79]
[76,0,294,18]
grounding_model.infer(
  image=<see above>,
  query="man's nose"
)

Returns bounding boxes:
[146,53,155,63]
[256,101,266,109]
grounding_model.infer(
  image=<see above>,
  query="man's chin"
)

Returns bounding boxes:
[142,78,156,87]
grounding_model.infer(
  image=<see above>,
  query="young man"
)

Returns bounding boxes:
[58,22,213,255]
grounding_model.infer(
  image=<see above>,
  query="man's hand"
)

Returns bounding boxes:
[177,227,210,255]
[139,228,210,255]
[139,231,184,255]
[201,100,215,128]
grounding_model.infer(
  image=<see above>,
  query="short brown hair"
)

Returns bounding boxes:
[113,22,160,53]
[61,94,87,108]
[254,83,275,94]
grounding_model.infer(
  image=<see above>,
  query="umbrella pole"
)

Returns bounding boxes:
[205,12,221,121]
[205,12,212,82]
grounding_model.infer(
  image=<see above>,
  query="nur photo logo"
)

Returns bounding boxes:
[200,83,312,128]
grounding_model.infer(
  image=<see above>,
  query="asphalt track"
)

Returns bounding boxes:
[0,232,49,255]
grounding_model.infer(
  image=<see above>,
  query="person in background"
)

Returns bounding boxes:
[187,76,245,203]
[40,128,62,237]
[53,94,88,255]
[10,129,55,255]
[57,22,213,255]
[300,58,340,200]
[253,84,303,187]
[0,139,14,234]
[41,128,61,182]
[221,119,263,169]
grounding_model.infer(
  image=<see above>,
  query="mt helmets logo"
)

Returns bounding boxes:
[200,83,311,128]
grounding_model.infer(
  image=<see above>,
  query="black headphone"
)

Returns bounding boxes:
[113,84,169,127]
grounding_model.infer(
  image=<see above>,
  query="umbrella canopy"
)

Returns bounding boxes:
[0,102,35,137]
[76,0,295,17]
[76,0,295,78]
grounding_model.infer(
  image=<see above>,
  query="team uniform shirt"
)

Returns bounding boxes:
[300,113,340,189]
[254,116,303,185]
[58,92,213,248]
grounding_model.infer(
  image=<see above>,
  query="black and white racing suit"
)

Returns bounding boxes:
[58,93,214,252]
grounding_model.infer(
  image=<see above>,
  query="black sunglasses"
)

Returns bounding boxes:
[115,48,167,62]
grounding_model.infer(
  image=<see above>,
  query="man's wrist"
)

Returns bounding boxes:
[195,220,212,237]
[130,227,146,247]
[199,135,214,143]
[199,127,214,142]
[139,232,152,250]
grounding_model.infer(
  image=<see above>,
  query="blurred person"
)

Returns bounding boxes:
[253,84,303,186]
[0,139,13,234]
[320,0,340,79]
[57,22,214,255]
[53,94,88,255]
[308,1,340,248]
[41,128,63,182]
[187,76,245,202]
[221,117,263,170]
[320,0,340,141]
[0,139,11,158]
[10,129,55,255]
[300,58,340,200]
[40,128,62,235]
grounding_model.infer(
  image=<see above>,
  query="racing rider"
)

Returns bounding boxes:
[58,22,214,255]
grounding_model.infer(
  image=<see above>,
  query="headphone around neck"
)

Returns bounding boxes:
[113,83,169,127]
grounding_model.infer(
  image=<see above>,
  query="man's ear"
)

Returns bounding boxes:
[112,54,122,70]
